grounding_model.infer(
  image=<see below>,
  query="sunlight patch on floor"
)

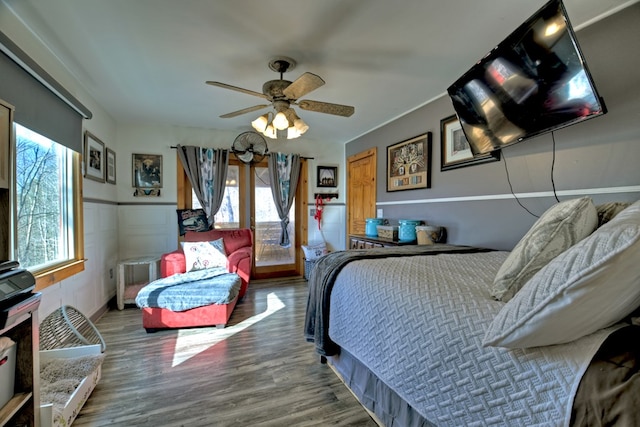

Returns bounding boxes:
[172,292,286,367]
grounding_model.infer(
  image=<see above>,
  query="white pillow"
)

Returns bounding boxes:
[483,200,640,348]
[181,238,227,272]
[491,197,597,302]
[302,242,328,261]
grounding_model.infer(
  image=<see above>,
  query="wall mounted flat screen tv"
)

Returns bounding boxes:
[447,0,606,155]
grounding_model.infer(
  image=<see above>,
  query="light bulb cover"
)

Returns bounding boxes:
[287,127,301,139]
[294,118,309,134]
[251,114,269,132]
[263,124,277,139]
[273,112,289,130]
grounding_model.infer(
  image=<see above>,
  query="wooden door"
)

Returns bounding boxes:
[250,158,308,280]
[347,148,377,239]
[177,156,308,280]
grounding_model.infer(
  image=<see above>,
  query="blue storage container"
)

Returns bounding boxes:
[398,219,423,241]
[365,218,386,236]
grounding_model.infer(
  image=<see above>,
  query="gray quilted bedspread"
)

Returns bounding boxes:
[327,251,619,426]
[135,267,240,311]
[305,244,490,356]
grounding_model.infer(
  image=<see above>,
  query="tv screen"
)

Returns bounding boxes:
[447,0,606,155]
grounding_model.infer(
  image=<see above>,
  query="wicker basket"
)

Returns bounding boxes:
[40,305,106,353]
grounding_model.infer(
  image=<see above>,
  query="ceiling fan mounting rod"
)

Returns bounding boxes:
[268,56,296,78]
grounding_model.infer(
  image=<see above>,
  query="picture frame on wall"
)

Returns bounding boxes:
[106,147,116,184]
[84,131,105,182]
[387,132,432,192]
[132,153,162,188]
[317,166,337,187]
[440,114,500,171]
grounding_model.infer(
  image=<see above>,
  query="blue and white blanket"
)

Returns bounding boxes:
[135,267,240,312]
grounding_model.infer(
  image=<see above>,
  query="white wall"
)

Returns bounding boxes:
[115,122,347,261]
[303,141,346,252]
[38,202,119,318]
[1,3,120,320]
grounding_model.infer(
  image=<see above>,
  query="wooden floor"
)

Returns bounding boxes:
[73,277,376,427]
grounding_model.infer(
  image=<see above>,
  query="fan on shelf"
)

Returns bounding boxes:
[206,57,354,139]
[231,131,269,164]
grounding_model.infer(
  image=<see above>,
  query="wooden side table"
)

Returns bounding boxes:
[117,256,160,310]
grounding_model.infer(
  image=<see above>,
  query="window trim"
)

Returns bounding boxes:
[20,149,85,291]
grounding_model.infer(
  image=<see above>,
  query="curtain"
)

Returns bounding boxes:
[177,145,229,227]
[268,152,302,247]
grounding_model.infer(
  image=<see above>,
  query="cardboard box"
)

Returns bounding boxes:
[40,344,102,427]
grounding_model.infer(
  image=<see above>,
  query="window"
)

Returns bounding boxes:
[191,164,240,228]
[14,123,84,280]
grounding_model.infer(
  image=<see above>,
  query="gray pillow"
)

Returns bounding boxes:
[484,200,640,348]
[595,202,631,227]
[491,197,597,302]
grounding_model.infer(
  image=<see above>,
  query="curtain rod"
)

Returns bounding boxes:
[169,146,313,160]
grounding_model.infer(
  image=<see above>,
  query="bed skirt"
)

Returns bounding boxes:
[328,349,434,427]
[328,326,640,427]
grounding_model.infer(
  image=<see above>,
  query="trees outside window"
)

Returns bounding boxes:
[15,123,77,271]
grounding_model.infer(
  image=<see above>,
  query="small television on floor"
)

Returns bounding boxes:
[447,0,606,155]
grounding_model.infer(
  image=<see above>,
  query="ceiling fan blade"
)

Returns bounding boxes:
[297,100,355,117]
[283,72,325,100]
[206,81,269,100]
[220,104,269,119]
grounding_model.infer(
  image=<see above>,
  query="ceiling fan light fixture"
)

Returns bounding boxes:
[209,57,354,138]
[263,124,277,139]
[287,127,301,139]
[251,114,269,132]
[273,111,289,130]
[294,117,309,134]
[252,108,308,139]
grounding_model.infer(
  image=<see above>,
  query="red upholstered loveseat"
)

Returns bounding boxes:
[141,228,253,331]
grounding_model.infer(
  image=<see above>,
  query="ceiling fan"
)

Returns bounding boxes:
[206,57,355,137]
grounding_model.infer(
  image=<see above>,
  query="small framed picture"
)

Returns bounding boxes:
[317,166,337,187]
[84,131,105,183]
[106,148,116,184]
[132,153,162,188]
[440,114,500,171]
[387,132,432,192]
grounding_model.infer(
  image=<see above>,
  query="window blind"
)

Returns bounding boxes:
[0,30,91,153]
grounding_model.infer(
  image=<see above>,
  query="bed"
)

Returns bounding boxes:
[305,198,640,426]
